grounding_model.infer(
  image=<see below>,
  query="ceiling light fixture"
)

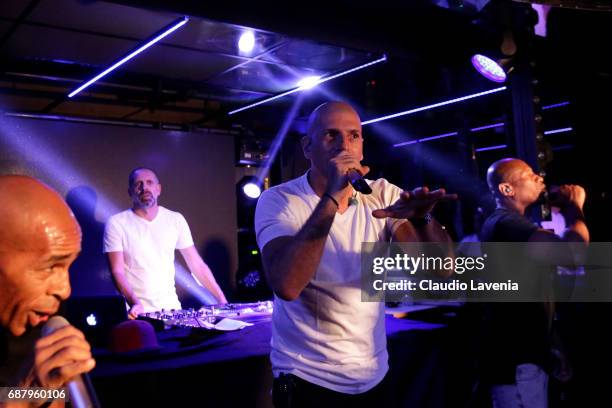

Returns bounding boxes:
[228,55,387,115]
[238,31,256,53]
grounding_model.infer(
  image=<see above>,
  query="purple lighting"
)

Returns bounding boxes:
[552,144,574,151]
[229,55,387,115]
[471,54,506,83]
[362,86,507,126]
[419,132,458,142]
[393,132,458,148]
[470,122,505,132]
[544,127,573,135]
[542,101,570,110]
[68,16,189,98]
[476,144,507,152]
[393,140,419,148]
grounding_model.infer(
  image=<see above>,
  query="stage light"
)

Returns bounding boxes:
[362,86,506,126]
[238,176,263,201]
[471,54,506,83]
[238,31,255,53]
[471,30,516,83]
[68,16,188,98]
[229,55,386,115]
[296,76,321,90]
[242,182,261,199]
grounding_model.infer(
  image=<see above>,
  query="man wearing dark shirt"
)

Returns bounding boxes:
[0,176,95,407]
[479,158,589,408]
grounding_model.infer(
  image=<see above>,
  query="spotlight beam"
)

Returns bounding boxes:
[362,86,507,126]
[68,16,189,98]
[255,96,304,184]
[228,55,387,115]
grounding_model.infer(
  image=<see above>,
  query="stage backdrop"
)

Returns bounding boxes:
[0,116,237,301]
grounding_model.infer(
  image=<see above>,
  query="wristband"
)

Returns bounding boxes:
[323,193,339,207]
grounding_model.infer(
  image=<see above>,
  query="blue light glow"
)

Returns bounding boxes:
[228,55,387,115]
[393,132,457,148]
[542,101,570,110]
[475,144,507,152]
[544,127,573,135]
[361,87,507,126]
[296,76,322,90]
[470,122,505,132]
[68,17,189,98]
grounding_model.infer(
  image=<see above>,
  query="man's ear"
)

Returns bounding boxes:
[499,183,514,196]
[301,135,312,160]
[158,183,162,195]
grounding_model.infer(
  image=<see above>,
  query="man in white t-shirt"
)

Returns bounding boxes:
[255,101,455,406]
[104,168,226,318]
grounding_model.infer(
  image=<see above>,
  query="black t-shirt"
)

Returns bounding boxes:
[0,327,39,387]
[478,208,550,384]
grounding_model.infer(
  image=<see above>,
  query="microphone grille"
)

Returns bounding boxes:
[41,315,70,337]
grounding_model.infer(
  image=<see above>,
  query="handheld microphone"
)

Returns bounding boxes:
[42,316,100,408]
[347,169,372,195]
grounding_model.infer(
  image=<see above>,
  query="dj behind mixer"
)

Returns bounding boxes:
[137,301,273,331]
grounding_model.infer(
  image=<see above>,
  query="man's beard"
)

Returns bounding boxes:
[135,194,156,208]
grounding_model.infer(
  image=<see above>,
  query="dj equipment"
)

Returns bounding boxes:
[138,301,273,331]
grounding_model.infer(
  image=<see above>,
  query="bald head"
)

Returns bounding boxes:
[486,158,525,194]
[0,176,81,336]
[306,101,360,138]
[486,158,545,213]
[0,176,80,252]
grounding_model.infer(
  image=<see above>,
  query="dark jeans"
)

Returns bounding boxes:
[272,372,393,408]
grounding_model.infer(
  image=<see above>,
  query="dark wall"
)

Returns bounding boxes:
[0,116,237,298]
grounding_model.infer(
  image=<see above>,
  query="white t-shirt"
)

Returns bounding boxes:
[103,206,194,312]
[254,172,407,394]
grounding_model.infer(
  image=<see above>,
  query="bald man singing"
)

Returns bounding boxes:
[0,176,95,406]
[255,101,455,406]
[479,158,589,408]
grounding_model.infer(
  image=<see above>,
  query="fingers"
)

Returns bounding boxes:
[48,359,96,388]
[332,152,368,175]
[33,326,95,388]
[327,152,370,193]
[558,184,586,208]
[373,186,457,219]
[36,325,86,348]
[372,208,392,219]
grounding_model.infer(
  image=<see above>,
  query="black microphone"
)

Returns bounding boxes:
[42,316,100,408]
[348,169,372,195]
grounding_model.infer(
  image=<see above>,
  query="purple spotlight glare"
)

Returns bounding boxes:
[471,54,506,83]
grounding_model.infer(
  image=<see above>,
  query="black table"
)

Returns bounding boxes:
[92,310,463,407]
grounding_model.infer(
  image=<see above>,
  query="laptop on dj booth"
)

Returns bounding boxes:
[63,295,128,347]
